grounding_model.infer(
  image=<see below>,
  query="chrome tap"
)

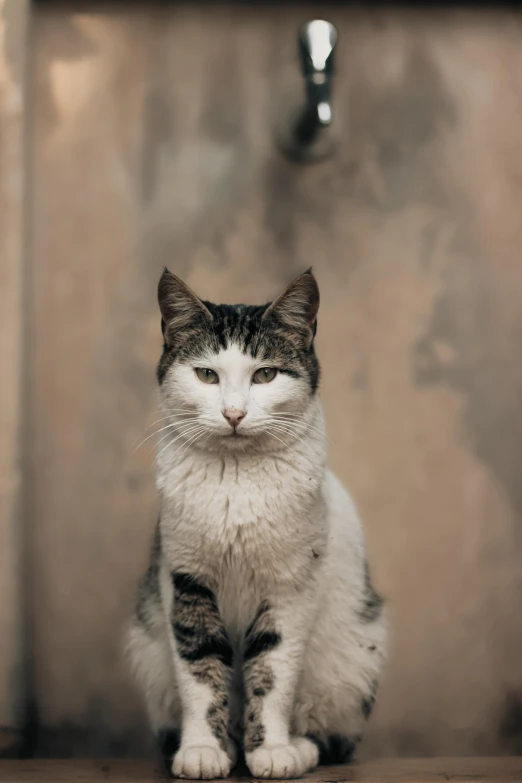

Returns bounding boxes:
[296,20,337,143]
[277,20,338,163]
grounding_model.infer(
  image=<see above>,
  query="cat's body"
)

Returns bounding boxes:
[127,270,386,779]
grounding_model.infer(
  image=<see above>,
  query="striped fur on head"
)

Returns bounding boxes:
[157,269,320,392]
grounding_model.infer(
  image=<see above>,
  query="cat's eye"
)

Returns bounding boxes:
[253,367,277,384]
[196,368,219,384]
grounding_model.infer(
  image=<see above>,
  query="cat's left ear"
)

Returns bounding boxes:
[263,269,319,346]
[158,268,212,345]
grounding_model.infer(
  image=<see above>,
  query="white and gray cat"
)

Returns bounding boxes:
[127,269,386,779]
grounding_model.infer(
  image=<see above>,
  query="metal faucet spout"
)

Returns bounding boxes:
[299,19,336,125]
[277,19,338,162]
[276,19,338,163]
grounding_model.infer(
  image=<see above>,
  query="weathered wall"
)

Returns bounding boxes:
[0,0,29,757]
[25,2,522,757]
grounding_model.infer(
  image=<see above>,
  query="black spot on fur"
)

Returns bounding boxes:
[362,694,375,720]
[207,702,227,742]
[244,601,281,661]
[358,560,384,623]
[245,601,270,640]
[176,634,234,667]
[281,368,300,380]
[172,621,196,638]
[135,521,161,631]
[171,572,233,668]
[362,679,379,721]
[243,631,281,662]
[246,726,265,750]
[252,687,265,697]
[172,572,216,602]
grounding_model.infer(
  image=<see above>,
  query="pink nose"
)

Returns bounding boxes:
[223,409,246,428]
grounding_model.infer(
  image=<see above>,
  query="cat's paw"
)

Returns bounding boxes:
[172,745,231,779]
[291,737,319,771]
[246,739,317,779]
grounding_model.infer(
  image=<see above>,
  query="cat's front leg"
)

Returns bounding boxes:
[243,593,319,779]
[167,572,235,780]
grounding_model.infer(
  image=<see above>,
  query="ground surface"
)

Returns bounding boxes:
[1,758,522,783]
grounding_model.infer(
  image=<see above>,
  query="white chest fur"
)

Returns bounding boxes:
[156,438,327,624]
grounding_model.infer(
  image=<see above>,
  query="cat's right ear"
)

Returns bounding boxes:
[158,268,211,344]
[263,269,319,346]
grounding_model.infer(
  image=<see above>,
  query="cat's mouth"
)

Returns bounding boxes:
[223,425,251,440]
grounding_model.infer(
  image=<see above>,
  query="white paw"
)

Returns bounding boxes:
[291,737,319,771]
[246,739,317,779]
[172,745,231,779]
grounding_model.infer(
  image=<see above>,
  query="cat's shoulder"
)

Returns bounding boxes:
[323,469,362,528]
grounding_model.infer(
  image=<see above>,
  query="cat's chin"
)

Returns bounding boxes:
[192,428,287,454]
[195,430,291,454]
[215,430,257,450]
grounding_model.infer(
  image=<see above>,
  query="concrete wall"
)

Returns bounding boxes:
[2,0,522,758]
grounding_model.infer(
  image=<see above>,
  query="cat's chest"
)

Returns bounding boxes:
[159,451,322,584]
[162,452,312,529]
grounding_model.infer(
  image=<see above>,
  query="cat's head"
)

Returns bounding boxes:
[156,268,320,450]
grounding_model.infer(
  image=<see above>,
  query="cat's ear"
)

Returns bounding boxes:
[158,268,211,343]
[263,269,319,345]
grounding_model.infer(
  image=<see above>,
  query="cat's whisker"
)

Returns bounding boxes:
[143,414,202,431]
[154,426,206,466]
[269,418,324,437]
[278,425,327,445]
[133,419,202,453]
[160,426,208,465]
[163,407,200,416]
[153,421,206,449]
[133,417,204,454]
[175,429,209,462]
[267,415,332,444]
[265,428,291,449]
[155,416,203,427]
[264,418,315,436]
[142,408,199,426]
[270,411,305,421]
[269,412,319,419]
[149,427,203,460]
[144,415,196,427]
[271,422,314,443]
[266,423,315,451]
[270,411,320,422]
[154,423,206,451]
[268,412,322,423]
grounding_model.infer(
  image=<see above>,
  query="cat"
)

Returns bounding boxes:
[127,268,386,779]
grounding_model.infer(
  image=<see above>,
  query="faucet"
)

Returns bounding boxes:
[278,20,338,163]
[295,20,337,145]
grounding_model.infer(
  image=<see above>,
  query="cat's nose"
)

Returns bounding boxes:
[223,409,246,428]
